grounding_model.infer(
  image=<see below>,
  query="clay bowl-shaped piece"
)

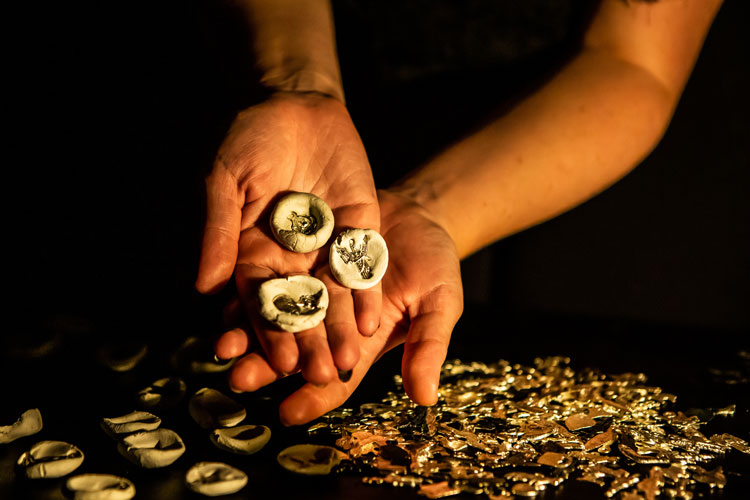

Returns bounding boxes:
[258,275,329,333]
[117,428,185,468]
[329,228,388,290]
[277,444,346,475]
[101,411,161,438]
[185,462,248,497]
[64,473,136,500]
[210,425,271,455]
[0,408,43,444]
[17,440,84,479]
[136,377,187,410]
[189,388,246,429]
[270,192,334,253]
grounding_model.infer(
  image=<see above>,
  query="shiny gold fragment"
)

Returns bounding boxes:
[418,481,461,498]
[565,412,596,431]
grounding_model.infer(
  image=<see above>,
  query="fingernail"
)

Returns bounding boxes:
[337,368,353,383]
[313,383,328,389]
[230,386,244,394]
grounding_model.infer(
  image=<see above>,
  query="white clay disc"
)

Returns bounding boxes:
[329,228,388,289]
[136,377,187,410]
[276,444,346,475]
[258,276,329,332]
[0,408,43,444]
[117,428,185,468]
[189,388,246,429]
[170,337,237,374]
[210,425,271,455]
[64,473,136,500]
[185,462,248,497]
[270,192,334,253]
[100,411,161,439]
[17,440,84,479]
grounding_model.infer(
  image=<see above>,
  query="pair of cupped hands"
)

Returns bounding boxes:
[196,92,463,426]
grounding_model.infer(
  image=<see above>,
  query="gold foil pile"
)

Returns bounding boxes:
[308,357,749,499]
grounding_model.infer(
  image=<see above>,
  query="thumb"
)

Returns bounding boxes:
[196,168,242,294]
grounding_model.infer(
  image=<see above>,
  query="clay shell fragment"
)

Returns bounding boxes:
[17,440,84,479]
[329,228,388,290]
[64,473,136,500]
[270,192,334,253]
[136,377,187,410]
[210,425,271,455]
[0,408,43,444]
[185,461,248,496]
[258,276,329,333]
[171,337,237,374]
[117,428,185,468]
[97,342,148,372]
[277,444,346,475]
[101,411,161,438]
[189,388,246,429]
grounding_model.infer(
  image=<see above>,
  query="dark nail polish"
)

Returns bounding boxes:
[337,368,353,383]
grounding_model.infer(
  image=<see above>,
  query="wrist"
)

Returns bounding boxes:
[259,66,345,104]
[384,183,458,251]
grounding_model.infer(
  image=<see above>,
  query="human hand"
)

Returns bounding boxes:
[196,92,380,385]
[216,189,464,425]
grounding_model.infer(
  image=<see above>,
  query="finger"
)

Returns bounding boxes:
[353,283,382,336]
[318,268,360,371]
[401,309,459,406]
[196,168,243,294]
[229,352,282,393]
[295,324,338,387]
[214,327,250,360]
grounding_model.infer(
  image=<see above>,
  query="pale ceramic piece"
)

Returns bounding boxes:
[329,228,388,289]
[170,336,237,374]
[257,276,329,332]
[117,428,185,468]
[189,388,246,429]
[185,462,248,497]
[210,425,271,455]
[17,440,84,479]
[64,473,136,500]
[100,411,161,438]
[276,444,346,475]
[0,408,43,444]
[270,192,334,253]
[97,343,148,372]
[136,377,187,410]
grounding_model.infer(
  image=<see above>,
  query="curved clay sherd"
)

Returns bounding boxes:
[210,425,271,455]
[170,337,237,374]
[97,343,148,372]
[329,228,388,290]
[17,440,84,479]
[276,444,346,475]
[258,276,329,333]
[270,192,334,253]
[185,462,248,497]
[136,377,187,410]
[117,428,185,468]
[189,388,246,429]
[100,411,161,438]
[0,408,43,444]
[64,473,136,500]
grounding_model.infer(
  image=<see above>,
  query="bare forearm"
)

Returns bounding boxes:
[237,0,344,102]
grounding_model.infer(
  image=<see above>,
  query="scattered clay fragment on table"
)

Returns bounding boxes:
[136,376,187,410]
[117,428,185,468]
[270,192,334,253]
[17,440,84,479]
[97,342,148,372]
[100,411,161,438]
[329,228,388,290]
[277,444,346,475]
[189,388,246,429]
[171,337,237,374]
[258,275,329,332]
[0,408,43,444]
[210,425,271,455]
[185,461,248,497]
[64,473,136,500]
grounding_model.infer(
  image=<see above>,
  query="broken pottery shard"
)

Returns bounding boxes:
[0,408,43,444]
[136,377,187,410]
[277,444,346,475]
[64,473,136,500]
[270,192,334,253]
[171,337,237,374]
[329,228,388,290]
[17,440,84,479]
[97,342,148,372]
[101,411,161,438]
[210,425,271,455]
[185,462,248,497]
[189,388,246,429]
[117,428,185,468]
[258,275,329,332]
